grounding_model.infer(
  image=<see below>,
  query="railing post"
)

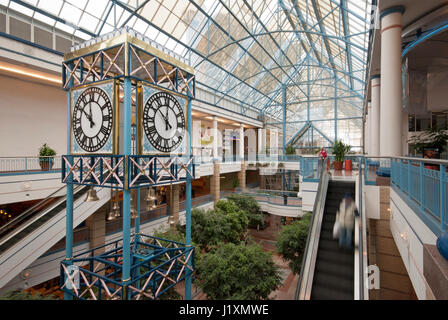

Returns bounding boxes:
[420,162,425,210]
[441,165,446,231]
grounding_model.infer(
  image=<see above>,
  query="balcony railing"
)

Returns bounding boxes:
[391,157,447,234]
[0,156,62,176]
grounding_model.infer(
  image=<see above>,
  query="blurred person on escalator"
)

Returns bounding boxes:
[334,193,358,249]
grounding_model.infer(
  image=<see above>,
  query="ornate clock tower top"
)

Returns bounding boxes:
[62,27,195,99]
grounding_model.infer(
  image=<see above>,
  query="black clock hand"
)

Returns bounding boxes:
[159,110,172,130]
[82,107,95,128]
[88,104,95,128]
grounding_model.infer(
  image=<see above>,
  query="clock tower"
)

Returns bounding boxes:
[61,27,196,300]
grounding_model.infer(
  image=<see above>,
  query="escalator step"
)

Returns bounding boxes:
[311,284,354,300]
[313,271,354,293]
[316,248,354,266]
[315,259,354,279]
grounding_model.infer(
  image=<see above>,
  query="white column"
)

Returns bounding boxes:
[239,124,244,160]
[380,7,405,157]
[371,76,380,156]
[213,116,218,160]
[261,128,267,154]
[365,113,369,155]
[366,102,372,155]
[258,128,263,154]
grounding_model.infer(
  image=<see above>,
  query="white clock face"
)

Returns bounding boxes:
[73,87,113,152]
[143,92,186,153]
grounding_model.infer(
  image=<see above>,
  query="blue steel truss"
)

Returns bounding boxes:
[5,0,370,147]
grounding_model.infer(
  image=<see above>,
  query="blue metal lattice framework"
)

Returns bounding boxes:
[4,0,371,150]
[60,235,194,300]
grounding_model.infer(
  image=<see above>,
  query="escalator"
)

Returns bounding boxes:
[297,158,368,300]
[311,181,355,299]
[0,185,111,289]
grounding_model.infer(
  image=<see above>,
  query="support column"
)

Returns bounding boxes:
[371,76,381,156]
[213,116,218,160]
[258,128,263,155]
[211,162,220,204]
[380,6,405,157]
[122,77,132,284]
[64,73,73,301]
[238,164,246,190]
[185,93,193,300]
[282,84,286,154]
[239,123,244,161]
[365,113,369,155]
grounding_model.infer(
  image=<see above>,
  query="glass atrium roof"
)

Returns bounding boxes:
[1,0,371,146]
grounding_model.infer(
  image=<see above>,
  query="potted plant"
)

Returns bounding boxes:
[39,143,56,171]
[408,126,448,170]
[331,140,351,170]
[408,126,448,159]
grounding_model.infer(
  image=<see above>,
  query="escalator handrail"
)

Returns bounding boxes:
[0,184,85,244]
[354,157,369,300]
[296,157,330,300]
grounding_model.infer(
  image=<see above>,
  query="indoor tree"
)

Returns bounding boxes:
[227,194,265,229]
[275,213,312,274]
[195,242,282,300]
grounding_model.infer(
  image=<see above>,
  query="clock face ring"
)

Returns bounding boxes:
[73,87,113,153]
[143,92,186,153]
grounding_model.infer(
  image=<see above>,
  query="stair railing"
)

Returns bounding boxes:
[354,156,369,300]
[0,184,86,246]
[296,156,330,299]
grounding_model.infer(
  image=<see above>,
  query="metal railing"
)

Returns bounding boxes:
[354,156,368,300]
[221,189,302,208]
[296,157,330,299]
[391,156,448,234]
[0,156,62,176]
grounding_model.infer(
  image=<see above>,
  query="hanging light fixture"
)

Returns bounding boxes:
[85,187,99,202]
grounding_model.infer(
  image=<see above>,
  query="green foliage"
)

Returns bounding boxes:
[285,145,296,155]
[331,139,351,162]
[233,179,239,188]
[215,200,249,243]
[227,194,265,229]
[39,143,56,159]
[408,126,448,154]
[275,213,312,274]
[0,290,56,300]
[195,243,282,300]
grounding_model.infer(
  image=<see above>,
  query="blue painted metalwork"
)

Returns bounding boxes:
[60,235,194,300]
[390,157,447,234]
[282,84,286,155]
[402,21,448,57]
[64,69,74,301]
[122,77,132,284]
[185,88,193,300]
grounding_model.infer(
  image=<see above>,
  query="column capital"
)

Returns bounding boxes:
[380,6,405,20]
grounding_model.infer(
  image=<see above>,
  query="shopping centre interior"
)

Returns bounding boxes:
[0,0,447,301]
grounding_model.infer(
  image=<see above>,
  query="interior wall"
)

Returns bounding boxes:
[0,74,66,157]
